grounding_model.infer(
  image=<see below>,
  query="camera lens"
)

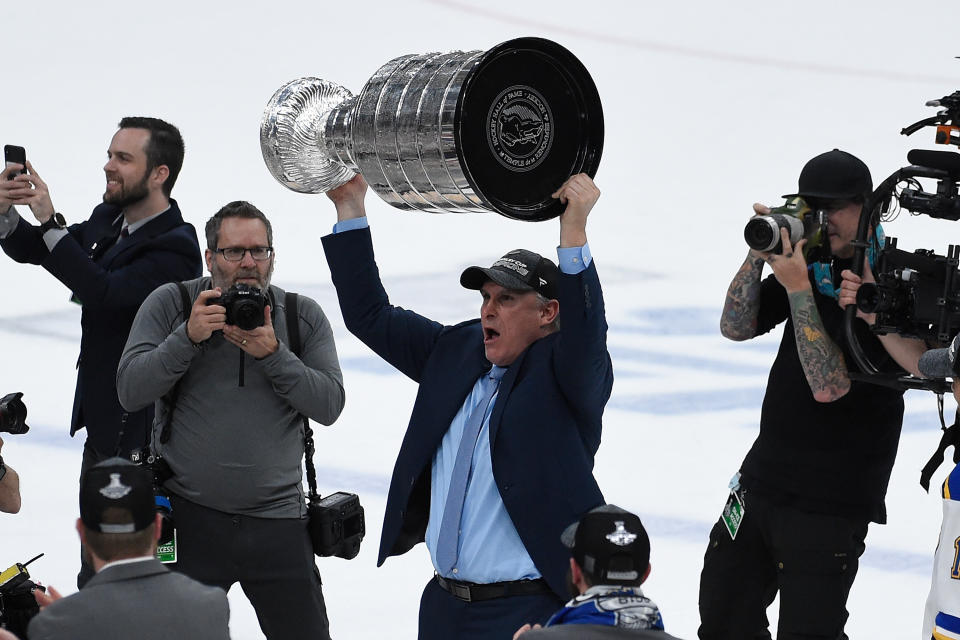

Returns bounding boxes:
[744,216,779,252]
[856,283,882,313]
[232,300,264,331]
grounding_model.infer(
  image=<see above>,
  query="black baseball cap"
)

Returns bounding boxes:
[560,504,651,585]
[919,333,960,379]
[80,458,155,533]
[782,149,873,201]
[460,249,559,300]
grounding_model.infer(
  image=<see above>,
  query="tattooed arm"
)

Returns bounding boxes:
[788,288,851,402]
[721,252,766,341]
[758,227,851,402]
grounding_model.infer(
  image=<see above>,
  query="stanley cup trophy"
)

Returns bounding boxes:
[260,37,603,221]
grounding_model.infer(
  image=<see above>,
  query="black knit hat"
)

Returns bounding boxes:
[782,149,873,201]
[460,249,559,300]
[560,505,650,585]
[80,458,155,533]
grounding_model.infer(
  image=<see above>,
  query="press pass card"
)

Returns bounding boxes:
[722,489,745,540]
[156,531,177,564]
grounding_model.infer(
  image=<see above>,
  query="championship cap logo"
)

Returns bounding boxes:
[99,473,132,500]
[605,520,638,546]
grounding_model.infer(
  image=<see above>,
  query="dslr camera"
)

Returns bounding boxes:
[0,393,28,435]
[307,492,365,560]
[743,196,828,259]
[209,283,269,331]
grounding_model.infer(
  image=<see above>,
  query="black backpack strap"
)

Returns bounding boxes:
[286,292,320,502]
[159,282,194,445]
[920,397,960,492]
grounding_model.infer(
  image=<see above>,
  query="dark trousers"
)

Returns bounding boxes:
[417,575,563,640]
[169,494,331,640]
[698,490,868,640]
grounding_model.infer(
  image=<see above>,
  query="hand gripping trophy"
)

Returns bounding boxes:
[259,37,603,221]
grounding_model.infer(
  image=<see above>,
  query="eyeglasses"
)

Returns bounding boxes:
[215,246,274,262]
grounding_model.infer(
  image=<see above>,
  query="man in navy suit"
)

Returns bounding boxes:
[322,172,612,640]
[0,117,202,584]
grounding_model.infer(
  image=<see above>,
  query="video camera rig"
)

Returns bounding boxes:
[846,90,960,393]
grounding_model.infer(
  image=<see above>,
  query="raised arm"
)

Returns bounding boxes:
[838,264,927,377]
[721,203,770,341]
[117,283,199,411]
[769,229,851,402]
[0,437,21,514]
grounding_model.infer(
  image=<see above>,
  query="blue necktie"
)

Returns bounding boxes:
[436,366,505,574]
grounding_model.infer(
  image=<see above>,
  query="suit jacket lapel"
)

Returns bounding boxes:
[488,346,529,445]
[100,207,182,266]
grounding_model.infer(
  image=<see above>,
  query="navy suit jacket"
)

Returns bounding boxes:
[322,227,613,598]
[0,200,202,454]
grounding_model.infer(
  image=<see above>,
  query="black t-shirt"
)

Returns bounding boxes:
[739,264,905,523]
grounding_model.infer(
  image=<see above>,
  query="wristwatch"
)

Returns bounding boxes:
[39,212,66,233]
[0,455,7,483]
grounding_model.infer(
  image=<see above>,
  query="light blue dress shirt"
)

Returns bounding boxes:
[331,216,591,582]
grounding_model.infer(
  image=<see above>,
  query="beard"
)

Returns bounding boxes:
[210,259,274,292]
[103,171,150,208]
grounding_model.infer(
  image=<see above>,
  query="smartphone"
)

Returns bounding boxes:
[3,145,26,180]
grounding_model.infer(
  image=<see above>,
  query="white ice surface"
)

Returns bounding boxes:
[2,1,960,638]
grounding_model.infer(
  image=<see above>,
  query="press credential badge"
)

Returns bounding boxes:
[722,489,745,540]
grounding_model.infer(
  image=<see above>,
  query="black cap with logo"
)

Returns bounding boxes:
[560,504,651,586]
[80,458,155,534]
[460,249,560,300]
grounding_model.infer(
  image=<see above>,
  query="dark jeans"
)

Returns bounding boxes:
[698,490,868,640]
[169,494,331,640]
[417,575,563,640]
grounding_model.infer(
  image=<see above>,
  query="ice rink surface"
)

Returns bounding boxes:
[2,1,960,637]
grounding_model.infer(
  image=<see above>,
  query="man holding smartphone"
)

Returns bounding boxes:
[0,118,202,585]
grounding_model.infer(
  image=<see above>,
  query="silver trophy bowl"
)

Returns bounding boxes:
[259,37,603,221]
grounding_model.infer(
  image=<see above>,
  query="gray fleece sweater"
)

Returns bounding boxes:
[117,277,345,518]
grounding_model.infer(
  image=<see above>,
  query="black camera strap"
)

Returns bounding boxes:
[156,285,320,502]
[284,291,321,503]
[920,395,960,492]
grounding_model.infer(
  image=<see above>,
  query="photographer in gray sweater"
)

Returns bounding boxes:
[117,201,345,640]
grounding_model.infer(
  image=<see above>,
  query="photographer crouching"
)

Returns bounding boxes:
[116,201,346,640]
[699,150,926,639]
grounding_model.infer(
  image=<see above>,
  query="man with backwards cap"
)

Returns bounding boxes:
[321,173,612,639]
[702,149,926,639]
[27,458,230,640]
[514,505,684,639]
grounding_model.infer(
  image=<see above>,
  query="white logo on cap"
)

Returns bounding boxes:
[539,277,547,287]
[605,520,637,546]
[99,473,132,500]
[493,257,530,277]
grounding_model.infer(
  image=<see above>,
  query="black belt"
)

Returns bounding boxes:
[434,575,552,602]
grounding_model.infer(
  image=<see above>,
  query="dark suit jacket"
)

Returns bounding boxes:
[27,558,231,640]
[322,228,613,599]
[0,200,201,454]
